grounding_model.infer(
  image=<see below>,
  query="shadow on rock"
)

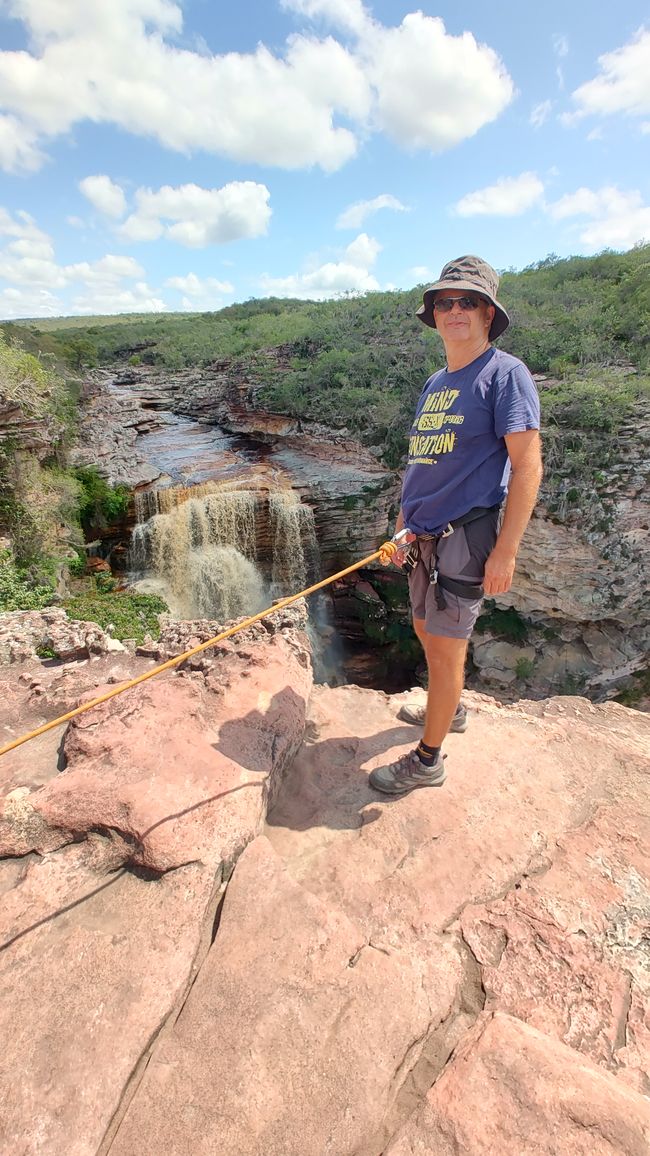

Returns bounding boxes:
[265,721,419,833]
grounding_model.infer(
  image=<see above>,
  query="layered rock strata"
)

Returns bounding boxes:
[0,623,648,1154]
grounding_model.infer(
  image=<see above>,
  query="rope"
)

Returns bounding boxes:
[0,541,398,758]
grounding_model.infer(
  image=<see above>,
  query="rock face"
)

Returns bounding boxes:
[71,363,650,700]
[0,628,648,1154]
[71,366,398,572]
[0,607,126,663]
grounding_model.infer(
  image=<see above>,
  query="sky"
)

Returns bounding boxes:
[0,0,649,319]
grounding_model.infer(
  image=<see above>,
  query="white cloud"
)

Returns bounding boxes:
[0,113,45,172]
[79,175,127,219]
[66,254,145,283]
[336,193,408,229]
[0,207,168,318]
[0,2,514,173]
[547,184,650,250]
[119,181,272,248]
[164,271,235,310]
[0,285,63,319]
[260,232,381,299]
[641,121,650,133]
[0,0,367,173]
[570,27,650,120]
[366,13,514,151]
[70,284,167,315]
[530,100,552,128]
[455,172,545,217]
[280,0,371,36]
[409,266,435,283]
[165,273,234,296]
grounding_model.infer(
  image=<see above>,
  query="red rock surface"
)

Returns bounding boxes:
[0,640,649,1154]
[385,1012,650,1155]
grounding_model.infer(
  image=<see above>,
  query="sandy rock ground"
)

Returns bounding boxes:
[0,620,648,1155]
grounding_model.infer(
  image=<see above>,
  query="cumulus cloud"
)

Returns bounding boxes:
[570,27,650,120]
[0,207,166,317]
[409,266,435,283]
[365,13,514,151]
[0,0,367,173]
[0,113,45,173]
[79,175,127,219]
[165,272,235,311]
[454,173,545,217]
[119,181,272,248]
[280,0,371,36]
[547,184,650,250]
[260,232,381,298]
[70,284,166,315]
[0,2,514,173]
[336,193,408,229]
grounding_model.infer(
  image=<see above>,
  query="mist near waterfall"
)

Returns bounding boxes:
[129,484,318,622]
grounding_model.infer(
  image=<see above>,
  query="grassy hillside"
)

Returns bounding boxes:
[3,245,649,473]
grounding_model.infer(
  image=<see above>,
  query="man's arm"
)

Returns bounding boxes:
[483,429,543,596]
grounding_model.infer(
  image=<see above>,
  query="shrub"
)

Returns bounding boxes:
[63,592,168,644]
[0,549,54,611]
[515,656,535,681]
[74,466,130,528]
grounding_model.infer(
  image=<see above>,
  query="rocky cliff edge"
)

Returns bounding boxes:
[0,609,649,1155]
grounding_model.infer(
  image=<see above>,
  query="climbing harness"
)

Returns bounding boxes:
[406,504,501,610]
[0,538,403,758]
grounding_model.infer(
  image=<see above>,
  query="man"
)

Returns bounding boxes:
[369,255,542,795]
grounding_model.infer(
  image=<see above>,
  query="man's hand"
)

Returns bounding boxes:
[483,545,516,596]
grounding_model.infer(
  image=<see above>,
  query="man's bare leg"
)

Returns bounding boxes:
[413,617,468,747]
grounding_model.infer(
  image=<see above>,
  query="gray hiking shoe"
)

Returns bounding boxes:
[369,749,446,795]
[397,701,467,732]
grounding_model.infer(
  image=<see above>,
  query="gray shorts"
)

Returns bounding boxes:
[408,507,500,640]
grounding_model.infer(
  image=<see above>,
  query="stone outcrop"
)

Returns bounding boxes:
[69,363,649,697]
[0,607,126,664]
[0,623,648,1154]
[0,393,62,460]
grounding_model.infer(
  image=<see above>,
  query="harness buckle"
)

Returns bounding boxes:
[440,523,454,538]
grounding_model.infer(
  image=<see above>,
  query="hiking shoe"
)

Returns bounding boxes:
[397,701,467,732]
[369,749,446,795]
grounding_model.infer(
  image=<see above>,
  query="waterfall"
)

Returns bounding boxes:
[130,484,318,621]
[269,490,319,596]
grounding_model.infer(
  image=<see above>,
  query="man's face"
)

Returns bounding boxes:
[433,291,495,345]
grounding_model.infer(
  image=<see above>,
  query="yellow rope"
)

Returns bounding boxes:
[0,541,398,758]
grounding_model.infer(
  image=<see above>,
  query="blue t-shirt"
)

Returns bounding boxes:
[401,348,540,536]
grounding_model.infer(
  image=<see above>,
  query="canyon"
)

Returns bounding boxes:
[69,359,650,701]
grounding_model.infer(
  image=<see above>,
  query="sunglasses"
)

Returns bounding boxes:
[433,296,481,312]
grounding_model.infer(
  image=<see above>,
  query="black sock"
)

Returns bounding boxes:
[416,740,440,767]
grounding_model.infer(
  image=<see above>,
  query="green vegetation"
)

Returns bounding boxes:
[8,244,648,475]
[614,668,650,707]
[0,549,54,612]
[74,466,130,530]
[515,656,535,681]
[63,592,168,644]
[474,602,529,644]
[3,243,649,662]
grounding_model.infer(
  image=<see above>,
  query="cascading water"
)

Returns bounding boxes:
[129,484,318,621]
[269,490,319,597]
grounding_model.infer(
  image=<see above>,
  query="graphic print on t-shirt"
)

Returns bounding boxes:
[408,386,465,465]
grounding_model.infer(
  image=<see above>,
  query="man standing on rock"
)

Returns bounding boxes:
[370,256,542,795]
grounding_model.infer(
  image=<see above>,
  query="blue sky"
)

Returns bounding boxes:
[0,0,648,318]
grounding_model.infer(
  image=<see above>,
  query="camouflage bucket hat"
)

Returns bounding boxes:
[416,255,510,341]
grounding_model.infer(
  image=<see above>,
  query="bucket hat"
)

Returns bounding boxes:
[416,255,510,341]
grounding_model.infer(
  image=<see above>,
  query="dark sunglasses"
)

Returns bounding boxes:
[433,295,481,312]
